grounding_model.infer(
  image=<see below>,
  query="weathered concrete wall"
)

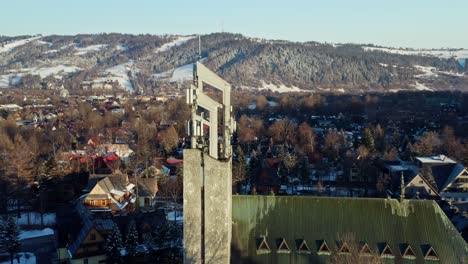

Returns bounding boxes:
[184,149,202,263]
[204,152,232,264]
[183,149,232,264]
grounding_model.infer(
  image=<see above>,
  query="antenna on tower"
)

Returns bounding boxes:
[198,35,202,61]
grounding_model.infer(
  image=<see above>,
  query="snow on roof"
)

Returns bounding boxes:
[155,35,196,53]
[110,189,126,197]
[416,155,456,164]
[19,228,54,240]
[126,183,135,191]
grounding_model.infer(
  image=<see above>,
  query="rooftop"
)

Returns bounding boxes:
[231,195,467,264]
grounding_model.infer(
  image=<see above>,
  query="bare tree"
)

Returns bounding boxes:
[268,119,297,147]
[298,122,315,154]
[328,232,382,264]
[256,95,268,111]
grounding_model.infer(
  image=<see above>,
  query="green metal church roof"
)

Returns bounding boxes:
[231,195,467,264]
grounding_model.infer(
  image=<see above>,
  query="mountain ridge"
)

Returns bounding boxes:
[0,33,466,93]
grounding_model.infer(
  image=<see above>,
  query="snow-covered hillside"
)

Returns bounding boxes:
[363,46,468,60]
[153,58,206,83]
[0,36,42,53]
[155,35,196,53]
[75,44,108,55]
[93,61,136,91]
[0,65,81,88]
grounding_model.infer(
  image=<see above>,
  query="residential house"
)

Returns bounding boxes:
[416,155,468,203]
[84,173,158,214]
[84,174,136,215]
[99,144,134,164]
[62,203,113,264]
[134,177,159,210]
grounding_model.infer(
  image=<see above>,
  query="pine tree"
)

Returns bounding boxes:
[40,156,60,179]
[105,224,123,264]
[1,216,21,264]
[363,128,375,152]
[125,220,139,257]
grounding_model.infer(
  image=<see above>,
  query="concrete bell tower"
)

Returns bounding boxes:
[183,60,235,264]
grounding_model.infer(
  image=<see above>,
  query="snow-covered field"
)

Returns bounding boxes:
[257,80,304,93]
[0,74,22,88]
[0,36,42,53]
[75,44,108,55]
[363,46,468,60]
[0,65,80,88]
[155,35,196,53]
[414,65,465,79]
[152,58,206,83]
[93,61,136,91]
[413,81,434,91]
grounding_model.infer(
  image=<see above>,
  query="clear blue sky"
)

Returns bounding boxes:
[1,0,466,48]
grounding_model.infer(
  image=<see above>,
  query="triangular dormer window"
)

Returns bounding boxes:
[337,241,351,254]
[276,238,291,253]
[421,244,439,260]
[256,236,271,254]
[317,240,331,255]
[296,239,311,254]
[379,243,394,258]
[359,242,372,256]
[401,244,416,259]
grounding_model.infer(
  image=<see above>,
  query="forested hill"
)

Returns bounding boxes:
[0,33,466,93]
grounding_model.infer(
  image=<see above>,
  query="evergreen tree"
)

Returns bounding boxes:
[1,216,21,264]
[40,156,60,179]
[125,220,139,257]
[363,128,375,152]
[105,224,123,264]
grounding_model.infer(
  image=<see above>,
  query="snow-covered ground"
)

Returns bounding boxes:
[167,211,183,223]
[115,44,128,51]
[0,36,42,53]
[169,63,193,82]
[0,74,22,88]
[19,228,54,240]
[0,252,36,264]
[0,65,80,88]
[15,212,56,226]
[153,58,206,83]
[413,81,434,91]
[363,46,468,60]
[75,44,108,55]
[414,65,465,79]
[256,80,304,93]
[93,61,136,91]
[155,35,196,53]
